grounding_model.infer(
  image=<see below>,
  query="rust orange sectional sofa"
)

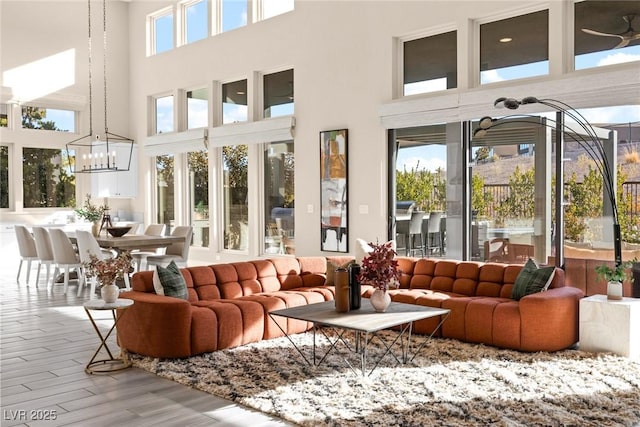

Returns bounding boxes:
[117,256,583,358]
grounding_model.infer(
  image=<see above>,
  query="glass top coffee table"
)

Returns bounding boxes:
[269,299,450,376]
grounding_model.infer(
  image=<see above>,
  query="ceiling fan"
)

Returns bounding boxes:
[581,14,640,49]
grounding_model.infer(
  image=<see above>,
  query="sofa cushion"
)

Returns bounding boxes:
[511,259,555,301]
[153,261,188,300]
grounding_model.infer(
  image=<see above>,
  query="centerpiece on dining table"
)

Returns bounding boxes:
[74,194,108,237]
[358,241,401,312]
[83,251,132,303]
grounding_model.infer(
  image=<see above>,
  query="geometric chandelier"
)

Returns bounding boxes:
[66,0,133,174]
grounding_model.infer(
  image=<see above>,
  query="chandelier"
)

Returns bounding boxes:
[66,0,133,173]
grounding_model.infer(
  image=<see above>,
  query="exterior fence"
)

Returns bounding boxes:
[481,181,640,221]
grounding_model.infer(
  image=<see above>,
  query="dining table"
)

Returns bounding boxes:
[93,234,185,253]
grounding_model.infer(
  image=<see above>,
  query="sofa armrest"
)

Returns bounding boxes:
[517,287,584,351]
[117,291,195,358]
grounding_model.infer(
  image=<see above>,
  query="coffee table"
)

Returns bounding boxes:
[269,299,450,376]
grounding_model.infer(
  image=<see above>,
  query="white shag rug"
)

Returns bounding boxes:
[131,331,640,426]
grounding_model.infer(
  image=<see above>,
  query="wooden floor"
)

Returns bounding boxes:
[1,256,292,427]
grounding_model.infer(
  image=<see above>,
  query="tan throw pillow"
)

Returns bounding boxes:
[326,259,355,286]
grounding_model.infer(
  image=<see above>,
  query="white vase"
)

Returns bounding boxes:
[101,283,119,303]
[370,289,391,312]
[607,281,623,301]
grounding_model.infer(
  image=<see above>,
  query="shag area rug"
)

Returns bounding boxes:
[131,331,640,426]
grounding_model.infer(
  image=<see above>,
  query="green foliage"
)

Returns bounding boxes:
[188,150,209,216]
[396,165,446,212]
[595,259,636,283]
[22,148,75,208]
[495,166,535,225]
[617,167,640,243]
[21,107,59,130]
[471,174,490,218]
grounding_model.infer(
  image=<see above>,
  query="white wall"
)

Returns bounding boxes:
[3,1,639,264]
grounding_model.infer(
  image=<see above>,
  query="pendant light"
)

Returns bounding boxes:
[66,0,133,173]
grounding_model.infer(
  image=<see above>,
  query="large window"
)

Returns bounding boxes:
[575,1,640,71]
[264,141,295,254]
[403,31,457,96]
[223,145,248,251]
[221,0,247,33]
[222,79,248,124]
[187,88,208,129]
[21,106,74,132]
[22,148,75,208]
[189,149,209,247]
[156,154,175,233]
[183,0,208,45]
[0,146,8,208]
[480,10,549,84]
[264,69,294,118]
[156,95,174,134]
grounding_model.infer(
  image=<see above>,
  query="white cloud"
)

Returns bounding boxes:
[597,52,640,66]
[480,69,505,84]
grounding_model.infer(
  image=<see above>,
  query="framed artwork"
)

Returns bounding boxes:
[320,129,348,252]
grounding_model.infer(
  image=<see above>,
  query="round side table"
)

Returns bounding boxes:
[83,298,134,374]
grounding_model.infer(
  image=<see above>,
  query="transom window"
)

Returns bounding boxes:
[187,88,208,129]
[183,0,208,45]
[222,79,248,124]
[480,10,549,84]
[0,104,8,127]
[150,7,174,55]
[574,0,640,71]
[264,69,294,118]
[155,95,174,134]
[221,0,247,33]
[21,106,75,132]
[403,31,457,96]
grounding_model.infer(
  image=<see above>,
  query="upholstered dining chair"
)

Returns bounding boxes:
[15,225,39,285]
[407,211,425,257]
[131,224,166,271]
[32,227,55,289]
[426,211,444,255]
[76,230,130,299]
[48,228,85,296]
[146,226,193,270]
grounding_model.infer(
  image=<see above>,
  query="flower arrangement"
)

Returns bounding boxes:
[358,241,401,291]
[83,251,132,287]
[75,194,108,222]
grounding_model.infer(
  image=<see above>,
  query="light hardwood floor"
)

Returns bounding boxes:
[1,254,292,427]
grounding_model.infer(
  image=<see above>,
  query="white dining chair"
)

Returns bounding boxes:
[32,227,55,288]
[15,225,39,285]
[146,226,193,269]
[76,230,130,299]
[131,224,166,271]
[426,211,444,255]
[48,228,85,296]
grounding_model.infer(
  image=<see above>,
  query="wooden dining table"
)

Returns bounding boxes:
[93,234,185,252]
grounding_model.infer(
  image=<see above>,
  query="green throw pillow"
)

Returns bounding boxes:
[511,258,556,301]
[153,261,188,300]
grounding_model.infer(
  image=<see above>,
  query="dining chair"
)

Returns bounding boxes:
[407,211,425,257]
[15,225,39,285]
[426,211,444,256]
[131,224,166,271]
[395,219,410,256]
[32,227,55,288]
[48,228,85,296]
[146,226,193,269]
[76,230,130,299]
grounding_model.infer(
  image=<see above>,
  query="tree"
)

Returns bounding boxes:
[396,164,446,212]
[471,174,491,218]
[495,166,535,225]
[21,107,59,130]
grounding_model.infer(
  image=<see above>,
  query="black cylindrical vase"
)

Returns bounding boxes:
[349,263,361,310]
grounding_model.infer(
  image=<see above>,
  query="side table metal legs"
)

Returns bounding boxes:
[84,307,131,374]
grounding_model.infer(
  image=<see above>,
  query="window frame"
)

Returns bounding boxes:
[148,6,175,56]
[179,0,209,47]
